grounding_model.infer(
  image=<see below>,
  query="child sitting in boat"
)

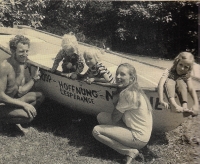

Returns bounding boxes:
[158,52,199,116]
[51,33,84,80]
[80,48,114,84]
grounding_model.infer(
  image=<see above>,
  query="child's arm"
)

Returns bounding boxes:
[51,50,63,72]
[86,73,113,84]
[158,69,169,109]
[85,77,107,84]
[187,78,199,116]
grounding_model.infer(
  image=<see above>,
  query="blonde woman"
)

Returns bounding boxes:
[92,63,153,164]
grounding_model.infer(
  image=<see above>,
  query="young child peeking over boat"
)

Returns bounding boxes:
[51,33,84,80]
[80,48,114,84]
[158,52,199,116]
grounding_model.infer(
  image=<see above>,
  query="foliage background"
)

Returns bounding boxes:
[0,0,199,59]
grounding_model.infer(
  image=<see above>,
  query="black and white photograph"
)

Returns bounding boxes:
[0,0,199,163]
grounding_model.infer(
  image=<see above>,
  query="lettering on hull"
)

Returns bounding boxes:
[39,71,165,109]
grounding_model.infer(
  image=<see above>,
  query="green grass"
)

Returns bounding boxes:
[0,99,199,164]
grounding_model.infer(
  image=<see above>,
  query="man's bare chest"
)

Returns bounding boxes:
[7,67,24,87]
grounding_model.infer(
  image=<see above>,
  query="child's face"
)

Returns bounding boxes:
[84,55,96,68]
[116,66,133,88]
[176,60,191,75]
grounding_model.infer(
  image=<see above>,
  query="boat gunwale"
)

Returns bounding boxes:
[0,25,199,87]
[0,43,159,91]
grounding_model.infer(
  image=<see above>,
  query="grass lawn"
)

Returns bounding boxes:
[0,98,199,164]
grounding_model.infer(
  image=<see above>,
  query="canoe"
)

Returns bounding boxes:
[0,25,199,132]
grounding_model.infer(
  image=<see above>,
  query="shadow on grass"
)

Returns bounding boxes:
[31,98,170,163]
[30,98,125,162]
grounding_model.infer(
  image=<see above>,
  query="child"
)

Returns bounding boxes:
[158,52,199,116]
[51,33,84,80]
[81,48,114,84]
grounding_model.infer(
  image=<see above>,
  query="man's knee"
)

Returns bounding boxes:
[37,92,45,100]
[11,109,34,122]
[0,114,33,124]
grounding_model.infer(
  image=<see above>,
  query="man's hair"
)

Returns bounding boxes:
[9,35,30,52]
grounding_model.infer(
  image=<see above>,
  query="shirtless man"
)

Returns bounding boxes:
[0,35,44,134]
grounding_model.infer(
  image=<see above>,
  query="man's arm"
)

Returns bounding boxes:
[18,67,40,97]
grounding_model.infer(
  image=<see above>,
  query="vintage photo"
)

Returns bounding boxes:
[0,1,199,163]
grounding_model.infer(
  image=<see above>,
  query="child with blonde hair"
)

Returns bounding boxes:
[81,48,114,84]
[158,52,199,115]
[51,33,84,79]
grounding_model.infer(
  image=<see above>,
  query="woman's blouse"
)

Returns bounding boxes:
[116,84,153,142]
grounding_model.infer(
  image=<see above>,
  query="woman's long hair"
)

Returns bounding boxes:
[117,63,152,111]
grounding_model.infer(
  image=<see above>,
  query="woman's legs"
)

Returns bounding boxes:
[93,112,147,159]
[92,125,145,158]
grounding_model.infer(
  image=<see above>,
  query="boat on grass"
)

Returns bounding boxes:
[0,25,199,132]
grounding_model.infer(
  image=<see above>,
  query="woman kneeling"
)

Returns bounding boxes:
[92,63,153,164]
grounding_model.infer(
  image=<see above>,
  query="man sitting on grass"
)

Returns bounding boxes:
[0,35,44,135]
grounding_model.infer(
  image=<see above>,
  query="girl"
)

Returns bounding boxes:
[81,48,114,84]
[158,52,199,115]
[51,33,84,80]
[92,63,153,164]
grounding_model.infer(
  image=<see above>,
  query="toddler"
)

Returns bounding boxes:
[158,52,199,115]
[51,33,84,79]
[81,48,114,84]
